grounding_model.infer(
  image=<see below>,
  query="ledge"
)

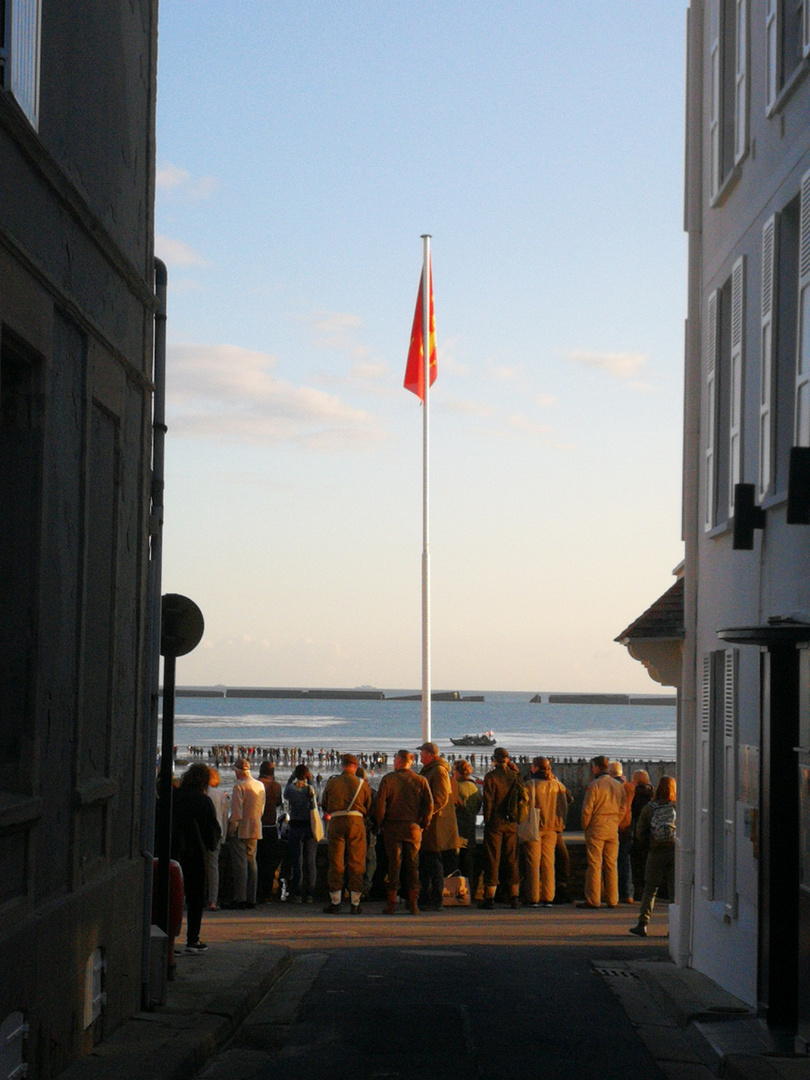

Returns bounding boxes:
[73,778,118,807]
[0,792,43,829]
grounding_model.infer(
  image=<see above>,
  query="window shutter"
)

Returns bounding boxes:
[706,290,719,530]
[734,0,748,165]
[760,216,778,499]
[700,654,714,897]
[9,0,41,130]
[795,170,810,446]
[723,649,738,919]
[728,257,746,516]
[709,2,721,199]
[766,0,778,111]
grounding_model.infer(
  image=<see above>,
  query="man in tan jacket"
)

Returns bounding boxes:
[373,750,433,915]
[578,755,627,909]
[417,741,459,911]
[321,753,372,914]
[228,758,266,909]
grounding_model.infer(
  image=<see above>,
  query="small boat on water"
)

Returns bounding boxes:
[450,730,496,747]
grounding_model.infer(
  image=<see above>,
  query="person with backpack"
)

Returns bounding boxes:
[479,747,526,909]
[629,775,677,937]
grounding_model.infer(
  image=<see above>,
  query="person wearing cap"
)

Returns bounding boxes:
[373,750,434,915]
[227,758,266,909]
[417,741,459,911]
[578,755,627,909]
[479,747,522,909]
[320,754,372,914]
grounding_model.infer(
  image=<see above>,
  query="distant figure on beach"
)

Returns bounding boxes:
[417,741,459,911]
[228,758,265,909]
[520,757,569,907]
[284,764,319,903]
[172,763,221,952]
[578,755,627,910]
[205,767,230,910]
[630,775,676,937]
[479,747,522,909]
[256,761,283,902]
[321,753,372,913]
[609,761,636,905]
[373,750,433,915]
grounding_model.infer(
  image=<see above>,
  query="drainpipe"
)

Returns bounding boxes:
[140,257,167,1007]
[675,0,703,971]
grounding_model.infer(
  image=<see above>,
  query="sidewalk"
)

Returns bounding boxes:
[58,902,810,1080]
[58,941,292,1080]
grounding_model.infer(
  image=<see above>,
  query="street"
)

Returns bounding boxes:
[194,905,670,1080]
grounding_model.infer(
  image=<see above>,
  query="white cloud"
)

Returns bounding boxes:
[488,363,524,381]
[438,398,496,417]
[567,350,647,379]
[156,162,219,200]
[537,393,557,407]
[155,234,209,268]
[302,311,367,358]
[508,413,553,438]
[166,343,387,449]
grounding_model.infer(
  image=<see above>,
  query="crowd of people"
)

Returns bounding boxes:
[168,746,676,951]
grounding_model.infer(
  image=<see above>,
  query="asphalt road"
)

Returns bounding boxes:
[197,940,667,1080]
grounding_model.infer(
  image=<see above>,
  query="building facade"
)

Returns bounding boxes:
[0,2,160,1075]
[679,0,810,1047]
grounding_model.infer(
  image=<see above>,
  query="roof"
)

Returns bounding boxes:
[614,577,685,643]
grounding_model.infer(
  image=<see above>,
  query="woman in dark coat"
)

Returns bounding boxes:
[171,763,221,952]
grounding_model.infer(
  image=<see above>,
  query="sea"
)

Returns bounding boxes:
[164,690,676,767]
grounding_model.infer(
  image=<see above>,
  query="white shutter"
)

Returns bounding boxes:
[706,290,719,530]
[710,2,721,199]
[766,0,778,111]
[734,0,748,165]
[729,256,745,517]
[795,170,810,446]
[10,0,41,130]
[723,649,738,919]
[700,655,714,898]
[760,216,778,499]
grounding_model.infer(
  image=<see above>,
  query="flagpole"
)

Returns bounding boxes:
[421,234,432,744]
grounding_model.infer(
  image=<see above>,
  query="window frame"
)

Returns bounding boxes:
[1,0,41,129]
[760,215,778,500]
[766,0,810,115]
[710,0,749,202]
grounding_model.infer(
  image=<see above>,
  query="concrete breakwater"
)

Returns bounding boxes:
[161,686,676,705]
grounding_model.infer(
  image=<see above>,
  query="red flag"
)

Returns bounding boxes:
[404,259,437,400]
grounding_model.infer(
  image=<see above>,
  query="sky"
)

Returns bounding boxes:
[155,2,688,694]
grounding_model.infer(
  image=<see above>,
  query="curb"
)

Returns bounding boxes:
[58,944,293,1080]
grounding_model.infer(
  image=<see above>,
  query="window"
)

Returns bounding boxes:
[0,0,41,129]
[710,0,749,200]
[759,194,803,499]
[766,0,810,112]
[700,650,738,916]
[705,257,746,529]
